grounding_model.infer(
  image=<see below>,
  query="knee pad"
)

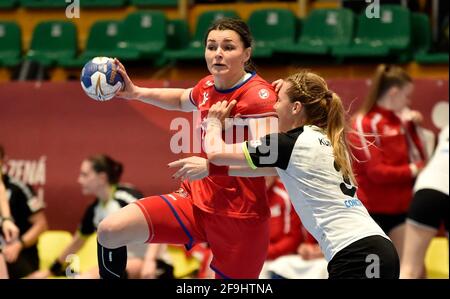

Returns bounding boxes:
[97,239,127,279]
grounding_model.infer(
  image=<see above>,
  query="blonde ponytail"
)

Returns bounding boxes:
[286,71,355,183]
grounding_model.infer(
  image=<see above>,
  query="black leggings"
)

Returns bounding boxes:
[327,235,400,279]
[6,247,40,279]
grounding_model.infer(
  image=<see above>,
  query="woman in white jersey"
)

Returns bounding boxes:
[400,125,449,278]
[170,70,399,278]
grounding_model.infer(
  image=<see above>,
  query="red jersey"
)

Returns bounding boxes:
[183,73,277,219]
[266,179,302,260]
[349,105,426,214]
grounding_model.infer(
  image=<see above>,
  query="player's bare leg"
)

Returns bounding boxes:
[97,204,149,279]
[389,224,405,261]
[0,254,8,279]
[400,222,436,278]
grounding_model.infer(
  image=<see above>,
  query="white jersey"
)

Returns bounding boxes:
[243,125,388,261]
[414,125,449,196]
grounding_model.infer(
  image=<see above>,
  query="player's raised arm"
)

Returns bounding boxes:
[114,59,196,112]
[203,101,249,167]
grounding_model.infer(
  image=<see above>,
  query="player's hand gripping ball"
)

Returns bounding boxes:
[80,57,123,101]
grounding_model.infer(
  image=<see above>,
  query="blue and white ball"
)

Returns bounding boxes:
[80,57,123,101]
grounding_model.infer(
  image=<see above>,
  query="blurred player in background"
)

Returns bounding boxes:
[0,144,48,279]
[1,175,16,279]
[349,65,427,259]
[258,176,302,278]
[28,154,148,278]
[401,124,449,278]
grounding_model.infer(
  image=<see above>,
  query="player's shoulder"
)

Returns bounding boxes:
[296,126,331,150]
[195,75,215,90]
[4,175,35,199]
[241,74,275,97]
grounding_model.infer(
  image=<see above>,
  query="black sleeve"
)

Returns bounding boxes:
[78,201,97,236]
[9,185,33,228]
[11,182,42,218]
[243,132,297,170]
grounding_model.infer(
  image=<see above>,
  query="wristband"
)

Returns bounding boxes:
[50,260,66,277]
[208,163,229,176]
[0,216,14,227]
[205,117,222,130]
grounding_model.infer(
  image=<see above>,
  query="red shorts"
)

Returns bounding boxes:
[133,191,269,279]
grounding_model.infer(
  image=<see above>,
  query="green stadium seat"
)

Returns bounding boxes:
[277,8,354,55]
[20,0,67,8]
[26,20,77,67]
[61,20,140,68]
[166,10,239,61]
[0,0,18,9]
[120,10,167,60]
[247,8,296,58]
[80,0,128,8]
[410,13,449,64]
[415,52,449,64]
[131,0,177,7]
[166,19,190,51]
[161,19,191,65]
[0,21,22,67]
[333,5,411,59]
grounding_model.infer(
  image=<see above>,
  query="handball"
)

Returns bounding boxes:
[80,57,123,101]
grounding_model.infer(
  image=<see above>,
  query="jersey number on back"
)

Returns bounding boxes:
[333,161,357,197]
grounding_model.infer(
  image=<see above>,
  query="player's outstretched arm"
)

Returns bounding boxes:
[228,166,277,177]
[168,157,276,181]
[114,59,196,112]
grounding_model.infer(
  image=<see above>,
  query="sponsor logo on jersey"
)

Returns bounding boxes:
[199,92,209,107]
[205,80,214,87]
[258,88,269,99]
[318,137,331,146]
[174,187,188,198]
[344,198,363,208]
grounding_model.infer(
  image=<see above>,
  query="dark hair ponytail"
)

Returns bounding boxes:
[87,154,123,185]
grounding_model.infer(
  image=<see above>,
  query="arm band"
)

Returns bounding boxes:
[50,260,66,277]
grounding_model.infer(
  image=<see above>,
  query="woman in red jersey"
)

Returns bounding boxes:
[96,18,278,279]
[348,65,427,259]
